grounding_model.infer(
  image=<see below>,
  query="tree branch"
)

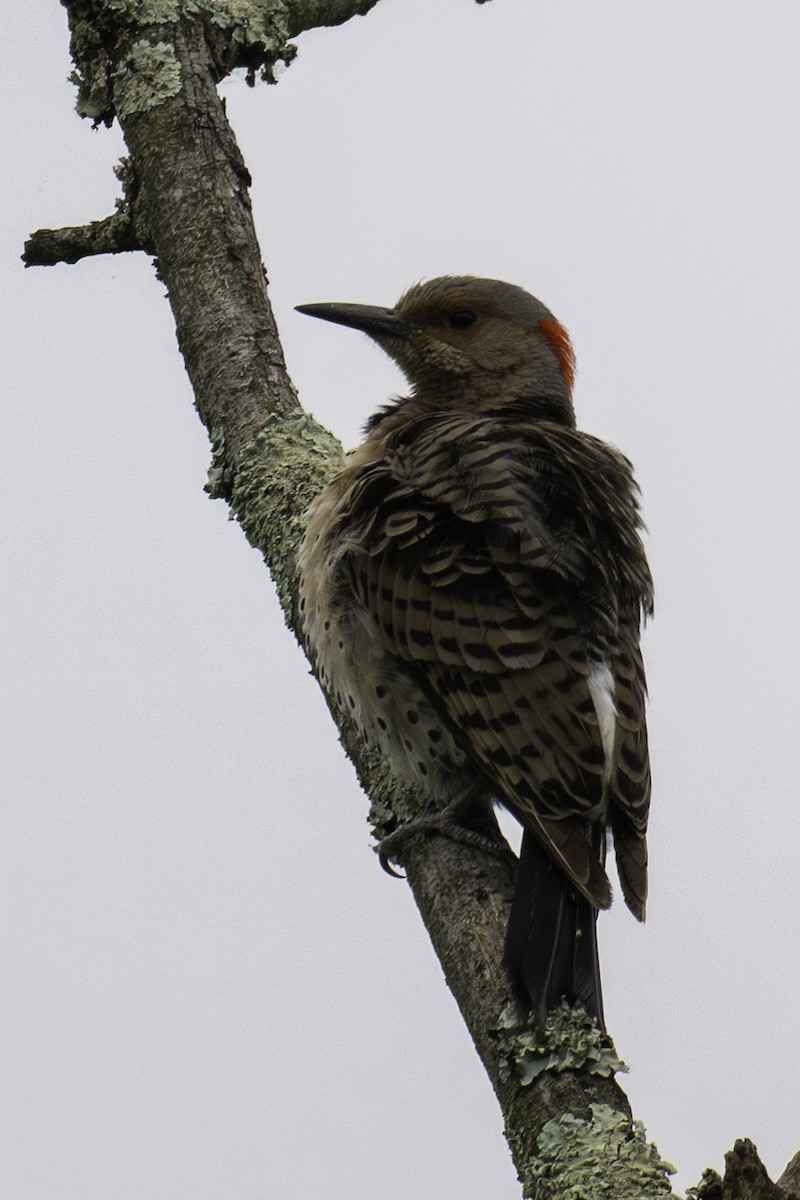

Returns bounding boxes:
[24,156,146,267]
[285,0,382,38]
[22,209,141,267]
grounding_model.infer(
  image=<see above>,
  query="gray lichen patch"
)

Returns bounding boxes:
[497,1001,627,1085]
[99,0,182,20]
[686,1168,723,1199]
[366,751,420,836]
[225,412,343,617]
[197,0,290,46]
[367,789,398,838]
[113,40,182,118]
[68,1,295,124]
[520,1104,676,1200]
[184,0,296,81]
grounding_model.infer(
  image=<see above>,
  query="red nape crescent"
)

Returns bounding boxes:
[539,318,576,392]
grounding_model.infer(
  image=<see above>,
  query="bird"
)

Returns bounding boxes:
[295,276,653,1029]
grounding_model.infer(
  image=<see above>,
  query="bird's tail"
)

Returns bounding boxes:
[503,831,605,1030]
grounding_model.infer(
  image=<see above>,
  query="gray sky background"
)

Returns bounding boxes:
[4,2,800,1197]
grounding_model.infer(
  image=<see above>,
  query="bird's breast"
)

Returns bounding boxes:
[298,484,473,799]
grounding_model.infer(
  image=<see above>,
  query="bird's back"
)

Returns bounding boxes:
[299,406,652,917]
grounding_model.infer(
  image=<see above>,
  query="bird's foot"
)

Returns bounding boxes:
[376,799,515,877]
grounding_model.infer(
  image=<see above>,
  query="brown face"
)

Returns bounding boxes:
[395,290,536,373]
[388,277,574,392]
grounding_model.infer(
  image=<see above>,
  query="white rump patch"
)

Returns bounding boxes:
[587,661,617,781]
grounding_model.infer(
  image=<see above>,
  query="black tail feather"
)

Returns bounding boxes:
[503,831,605,1031]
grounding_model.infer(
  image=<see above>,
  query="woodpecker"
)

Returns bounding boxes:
[296,277,652,1028]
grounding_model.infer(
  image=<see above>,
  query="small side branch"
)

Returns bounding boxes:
[285,0,488,30]
[23,209,143,268]
[24,156,146,268]
[285,0,382,37]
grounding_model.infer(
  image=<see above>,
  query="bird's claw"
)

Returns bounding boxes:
[378,846,406,878]
[375,811,515,879]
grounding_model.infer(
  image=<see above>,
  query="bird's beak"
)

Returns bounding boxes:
[295,302,419,340]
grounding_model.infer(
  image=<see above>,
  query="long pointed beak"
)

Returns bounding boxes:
[295,301,418,340]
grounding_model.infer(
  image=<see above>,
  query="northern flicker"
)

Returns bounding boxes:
[296,276,653,1028]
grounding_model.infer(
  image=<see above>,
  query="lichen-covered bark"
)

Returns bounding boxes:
[29,4,798,1197]
[105,12,343,628]
[400,832,655,1196]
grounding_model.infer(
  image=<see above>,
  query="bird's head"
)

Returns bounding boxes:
[296,276,576,426]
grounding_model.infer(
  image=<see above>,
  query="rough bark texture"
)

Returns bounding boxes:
[690,1141,799,1200]
[779,1153,800,1196]
[28,4,798,1197]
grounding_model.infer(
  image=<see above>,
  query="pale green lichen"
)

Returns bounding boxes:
[225,412,343,617]
[113,40,182,119]
[366,752,421,837]
[367,792,396,836]
[498,1001,627,1086]
[685,1168,723,1199]
[196,0,290,47]
[75,0,289,40]
[69,1,294,124]
[195,0,297,84]
[518,1104,675,1200]
[205,424,229,500]
[140,0,182,21]
[96,0,182,20]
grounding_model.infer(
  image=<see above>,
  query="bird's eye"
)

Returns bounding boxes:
[448,308,477,330]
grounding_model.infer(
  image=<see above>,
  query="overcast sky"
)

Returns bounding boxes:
[4,2,800,1197]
